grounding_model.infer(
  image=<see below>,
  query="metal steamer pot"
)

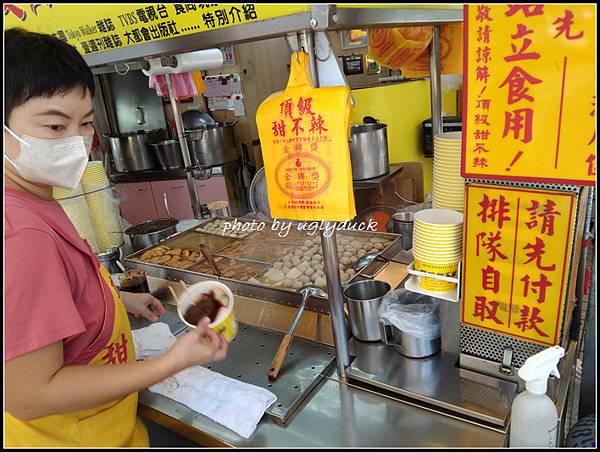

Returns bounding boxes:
[185,122,238,167]
[104,129,164,172]
[185,122,239,167]
[348,116,390,180]
[150,140,184,170]
[125,218,179,251]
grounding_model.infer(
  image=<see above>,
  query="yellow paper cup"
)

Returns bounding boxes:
[413,251,462,263]
[417,276,457,293]
[413,241,462,254]
[414,258,458,292]
[413,227,462,236]
[434,131,462,140]
[178,281,238,343]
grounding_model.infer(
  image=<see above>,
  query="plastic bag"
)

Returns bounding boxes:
[395,201,433,214]
[378,289,441,340]
[256,51,356,222]
[368,26,433,70]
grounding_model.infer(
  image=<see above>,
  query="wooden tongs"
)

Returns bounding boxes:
[198,244,222,277]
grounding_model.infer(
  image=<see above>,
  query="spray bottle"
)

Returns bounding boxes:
[509,345,565,447]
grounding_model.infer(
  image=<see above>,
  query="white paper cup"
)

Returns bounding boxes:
[177,281,238,343]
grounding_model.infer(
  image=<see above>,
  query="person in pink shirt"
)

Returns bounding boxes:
[4,29,228,447]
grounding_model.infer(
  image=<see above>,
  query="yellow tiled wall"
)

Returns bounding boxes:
[350,80,458,194]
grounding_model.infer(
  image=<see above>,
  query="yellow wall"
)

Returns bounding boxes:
[350,80,458,195]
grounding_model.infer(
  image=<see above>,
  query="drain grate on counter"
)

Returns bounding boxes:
[179,322,336,424]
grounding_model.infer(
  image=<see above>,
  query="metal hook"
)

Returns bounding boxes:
[315,44,332,63]
[115,62,130,76]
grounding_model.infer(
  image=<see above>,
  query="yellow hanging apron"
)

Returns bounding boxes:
[4,265,149,447]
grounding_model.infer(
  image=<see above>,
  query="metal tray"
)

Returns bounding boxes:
[188,256,270,281]
[194,217,255,239]
[166,229,236,255]
[128,310,335,426]
[215,240,297,263]
[122,221,404,314]
[186,322,336,424]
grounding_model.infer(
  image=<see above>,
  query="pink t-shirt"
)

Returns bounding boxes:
[4,188,116,364]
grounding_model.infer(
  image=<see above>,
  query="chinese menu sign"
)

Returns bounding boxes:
[3,4,308,56]
[256,52,356,222]
[462,4,596,185]
[462,184,577,346]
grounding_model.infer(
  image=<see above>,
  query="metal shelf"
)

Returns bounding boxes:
[88,5,464,70]
[352,164,404,190]
[330,7,463,30]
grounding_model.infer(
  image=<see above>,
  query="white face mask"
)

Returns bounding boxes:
[4,125,92,190]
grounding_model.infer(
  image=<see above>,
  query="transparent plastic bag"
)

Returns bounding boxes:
[378,289,441,340]
[395,201,433,214]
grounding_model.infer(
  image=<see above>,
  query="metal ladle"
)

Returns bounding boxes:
[267,285,328,381]
[353,252,379,272]
[163,193,172,218]
[353,252,390,279]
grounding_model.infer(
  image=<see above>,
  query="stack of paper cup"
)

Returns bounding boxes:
[53,184,100,253]
[80,161,111,192]
[80,162,124,251]
[433,132,464,212]
[412,208,463,293]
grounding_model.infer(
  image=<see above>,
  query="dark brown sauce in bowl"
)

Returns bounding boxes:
[183,290,224,325]
[126,218,178,235]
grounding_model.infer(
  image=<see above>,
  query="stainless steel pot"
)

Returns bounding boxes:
[392,212,414,250]
[182,109,216,129]
[379,320,441,358]
[348,117,390,180]
[125,218,179,251]
[96,247,123,274]
[186,122,239,167]
[105,129,164,172]
[150,140,184,170]
[344,280,391,341]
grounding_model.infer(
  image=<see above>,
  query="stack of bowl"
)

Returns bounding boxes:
[412,208,463,293]
[80,162,124,251]
[53,184,100,253]
[432,131,464,212]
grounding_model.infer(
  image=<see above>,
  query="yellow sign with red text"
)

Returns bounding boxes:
[462,4,596,185]
[3,4,308,56]
[462,184,577,346]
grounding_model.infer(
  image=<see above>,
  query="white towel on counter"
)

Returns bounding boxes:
[132,322,177,360]
[149,366,277,439]
[132,322,277,439]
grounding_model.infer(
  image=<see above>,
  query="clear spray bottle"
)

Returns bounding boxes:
[509,345,565,447]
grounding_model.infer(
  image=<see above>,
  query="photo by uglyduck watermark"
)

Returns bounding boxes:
[222,219,379,238]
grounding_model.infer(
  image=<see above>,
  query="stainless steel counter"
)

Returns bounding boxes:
[131,306,506,447]
[139,371,506,447]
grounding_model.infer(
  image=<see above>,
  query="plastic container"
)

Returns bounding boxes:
[510,346,564,447]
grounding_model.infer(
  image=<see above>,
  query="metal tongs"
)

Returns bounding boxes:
[267,285,328,381]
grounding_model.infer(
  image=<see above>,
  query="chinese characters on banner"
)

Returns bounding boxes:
[3,4,308,56]
[256,52,355,222]
[462,184,577,346]
[462,5,596,185]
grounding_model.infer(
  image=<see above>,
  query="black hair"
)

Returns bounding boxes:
[4,28,95,123]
